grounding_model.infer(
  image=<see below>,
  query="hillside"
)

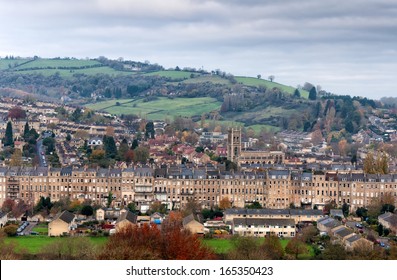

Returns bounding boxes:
[0,56,377,135]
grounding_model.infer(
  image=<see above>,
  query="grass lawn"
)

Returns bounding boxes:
[32,223,48,235]
[5,236,108,254]
[86,97,221,120]
[201,238,234,254]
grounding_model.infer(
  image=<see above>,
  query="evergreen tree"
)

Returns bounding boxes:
[103,135,117,159]
[118,139,129,161]
[4,121,14,147]
[293,89,301,98]
[23,122,30,140]
[145,121,155,139]
[345,120,354,133]
[71,108,82,122]
[308,87,317,100]
[131,139,139,150]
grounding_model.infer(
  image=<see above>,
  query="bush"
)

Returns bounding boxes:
[3,225,18,237]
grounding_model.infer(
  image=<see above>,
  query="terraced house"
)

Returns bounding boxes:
[1,165,397,213]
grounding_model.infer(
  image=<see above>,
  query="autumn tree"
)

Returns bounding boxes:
[363,152,375,174]
[219,197,231,210]
[376,152,389,174]
[98,223,215,260]
[134,146,149,163]
[12,200,29,218]
[320,243,347,260]
[8,106,26,119]
[2,198,16,213]
[227,236,267,260]
[299,225,318,244]
[69,199,82,212]
[182,199,201,217]
[10,149,22,166]
[285,237,308,259]
[338,139,347,157]
[149,201,167,214]
[351,240,385,260]
[261,235,284,260]
[124,150,135,164]
[311,129,323,145]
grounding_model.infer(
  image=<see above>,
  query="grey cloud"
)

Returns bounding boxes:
[0,0,396,98]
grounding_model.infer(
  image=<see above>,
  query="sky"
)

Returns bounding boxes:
[0,0,396,99]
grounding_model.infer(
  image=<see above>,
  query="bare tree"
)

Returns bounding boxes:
[268,75,275,82]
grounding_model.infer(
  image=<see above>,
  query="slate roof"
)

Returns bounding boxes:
[54,211,75,224]
[346,234,361,243]
[334,227,353,238]
[233,218,295,227]
[116,211,137,224]
[0,211,7,219]
[182,213,203,226]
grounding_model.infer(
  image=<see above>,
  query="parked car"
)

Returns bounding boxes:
[355,223,363,229]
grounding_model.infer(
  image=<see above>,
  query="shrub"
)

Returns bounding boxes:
[3,224,18,237]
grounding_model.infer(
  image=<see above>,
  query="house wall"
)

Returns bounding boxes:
[233,224,295,238]
[185,220,204,234]
[48,219,69,236]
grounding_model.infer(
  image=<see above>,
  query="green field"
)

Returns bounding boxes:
[179,75,231,85]
[0,59,31,70]
[86,97,222,120]
[202,238,235,254]
[144,70,196,79]
[13,66,127,78]
[13,58,101,70]
[32,223,48,235]
[5,236,108,254]
[235,76,309,98]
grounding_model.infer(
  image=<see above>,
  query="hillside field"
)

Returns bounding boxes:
[86,97,222,120]
[235,76,309,98]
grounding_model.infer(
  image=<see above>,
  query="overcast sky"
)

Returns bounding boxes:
[1,0,396,99]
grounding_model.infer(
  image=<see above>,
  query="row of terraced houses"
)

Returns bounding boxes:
[0,165,397,212]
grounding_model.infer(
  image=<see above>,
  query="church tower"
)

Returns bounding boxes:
[227,128,241,163]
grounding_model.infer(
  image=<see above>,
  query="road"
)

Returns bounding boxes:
[22,222,37,235]
[346,220,390,248]
[36,139,47,167]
